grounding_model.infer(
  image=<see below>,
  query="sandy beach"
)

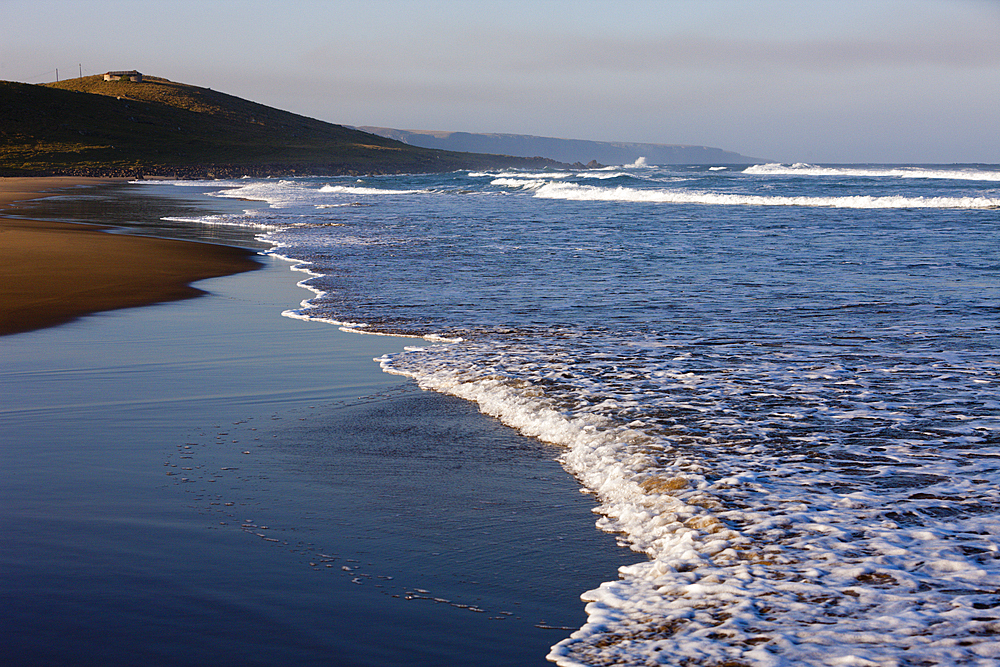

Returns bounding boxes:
[0,179,637,666]
[0,177,260,335]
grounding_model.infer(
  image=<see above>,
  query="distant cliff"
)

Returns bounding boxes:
[356,127,764,166]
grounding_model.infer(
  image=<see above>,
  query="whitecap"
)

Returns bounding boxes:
[745,163,1000,182]
[532,182,1000,209]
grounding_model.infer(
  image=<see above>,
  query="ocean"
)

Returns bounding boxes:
[150,162,1000,666]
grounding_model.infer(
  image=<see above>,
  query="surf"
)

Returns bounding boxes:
[745,163,1000,182]
[518,180,1000,209]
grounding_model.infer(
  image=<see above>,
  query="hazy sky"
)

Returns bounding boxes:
[3,0,997,163]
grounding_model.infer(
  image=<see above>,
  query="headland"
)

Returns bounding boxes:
[0,76,564,178]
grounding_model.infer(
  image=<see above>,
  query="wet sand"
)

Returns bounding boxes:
[0,177,260,335]
[0,181,639,666]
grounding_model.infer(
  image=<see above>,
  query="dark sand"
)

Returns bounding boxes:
[0,177,260,335]
[0,182,639,666]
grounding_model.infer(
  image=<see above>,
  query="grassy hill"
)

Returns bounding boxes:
[0,75,560,177]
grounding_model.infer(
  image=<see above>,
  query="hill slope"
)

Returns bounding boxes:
[358,127,764,165]
[0,76,560,177]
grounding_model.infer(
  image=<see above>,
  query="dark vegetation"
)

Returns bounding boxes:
[0,75,561,177]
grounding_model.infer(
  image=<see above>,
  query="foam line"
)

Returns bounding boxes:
[745,163,1000,181]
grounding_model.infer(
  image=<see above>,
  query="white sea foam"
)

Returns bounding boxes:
[282,310,458,341]
[527,181,1000,209]
[129,178,247,187]
[317,185,428,195]
[490,177,548,190]
[269,250,462,341]
[378,338,1000,667]
[746,163,1000,182]
[161,212,284,230]
[587,171,629,179]
[471,171,575,180]
[165,178,427,210]
[202,179,329,209]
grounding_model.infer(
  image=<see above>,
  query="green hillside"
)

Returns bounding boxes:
[0,75,559,177]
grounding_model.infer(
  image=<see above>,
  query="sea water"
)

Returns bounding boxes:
[151,163,1000,666]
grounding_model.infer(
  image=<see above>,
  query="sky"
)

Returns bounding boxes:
[2,0,997,163]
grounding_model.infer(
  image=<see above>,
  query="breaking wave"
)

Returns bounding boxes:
[745,163,1000,182]
[496,180,1000,209]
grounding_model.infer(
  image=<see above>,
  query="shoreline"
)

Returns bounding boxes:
[1,181,638,666]
[0,177,261,336]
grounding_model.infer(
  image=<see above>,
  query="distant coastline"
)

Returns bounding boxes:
[357,127,766,166]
